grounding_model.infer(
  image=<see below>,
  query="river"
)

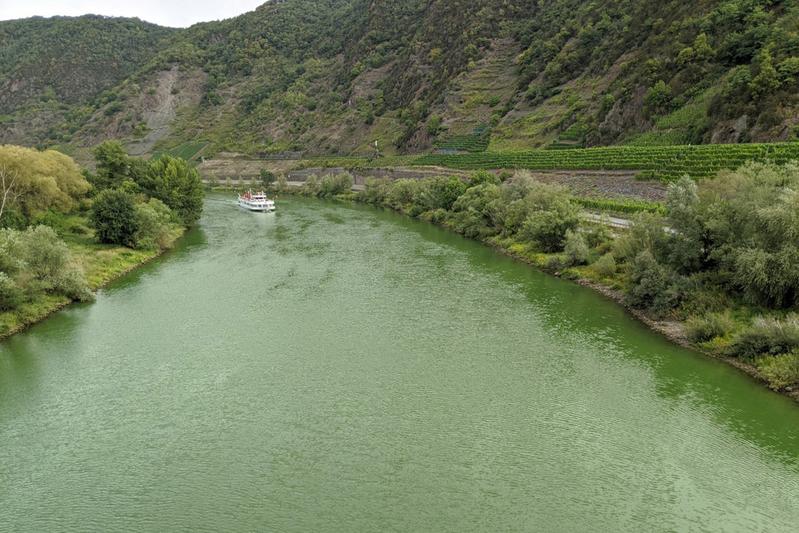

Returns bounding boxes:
[2,194,799,531]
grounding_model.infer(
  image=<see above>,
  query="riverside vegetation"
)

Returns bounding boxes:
[0,142,203,337]
[287,162,799,395]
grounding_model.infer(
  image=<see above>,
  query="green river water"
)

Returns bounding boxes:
[2,195,799,531]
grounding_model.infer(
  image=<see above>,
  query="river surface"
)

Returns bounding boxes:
[2,195,799,531]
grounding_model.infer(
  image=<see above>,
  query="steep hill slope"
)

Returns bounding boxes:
[2,0,799,157]
[0,15,176,146]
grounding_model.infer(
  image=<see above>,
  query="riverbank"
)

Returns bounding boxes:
[482,235,799,403]
[277,184,799,403]
[0,227,184,341]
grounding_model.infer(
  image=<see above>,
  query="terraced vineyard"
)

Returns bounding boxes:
[574,197,666,215]
[414,143,799,180]
[433,125,492,153]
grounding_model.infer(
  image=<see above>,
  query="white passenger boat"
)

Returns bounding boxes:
[238,190,276,212]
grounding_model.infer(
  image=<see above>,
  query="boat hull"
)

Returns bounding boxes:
[238,200,276,212]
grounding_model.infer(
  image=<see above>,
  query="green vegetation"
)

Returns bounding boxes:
[6,0,799,154]
[415,143,799,181]
[434,126,491,153]
[574,197,666,215]
[0,16,174,144]
[292,160,799,393]
[0,143,196,337]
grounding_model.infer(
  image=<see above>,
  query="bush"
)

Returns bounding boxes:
[260,169,276,188]
[360,178,392,205]
[90,189,139,247]
[0,226,92,309]
[521,205,579,253]
[413,176,467,213]
[626,250,686,313]
[516,182,580,252]
[384,179,419,212]
[54,266,93,302]
[0,272,23,311]
[319,173,354,198]
[134,199,176,250]
[593,253,617,278]
[757,351,799,390]
[301,175,321,196]
[419,208,449,224]
[19,225,70,284]
[468,170,500,187]
[564,230,590,265]
[449,183,502,238]
[612,212,668,262]
[685,312,736,343]
[728,314,799,358]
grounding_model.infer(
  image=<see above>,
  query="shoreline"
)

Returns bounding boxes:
[283,190,799,404]
[0,231,185,342]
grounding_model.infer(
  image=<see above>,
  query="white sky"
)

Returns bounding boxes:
[0,0,268,28]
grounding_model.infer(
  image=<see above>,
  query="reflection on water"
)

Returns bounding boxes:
[1,194,798,532]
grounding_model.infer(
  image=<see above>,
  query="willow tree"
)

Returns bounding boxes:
[0,145,90,222]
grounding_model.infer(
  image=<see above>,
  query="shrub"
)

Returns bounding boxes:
[521,205,579,253]
[757,351,799,390]
[583,222,612,249]
[18,225,70,284]
[301,175,321,196]
[419,208,449,224]
[593,253,617,277]
[413,176,467,213]
[564,230,590,265]
[685,312,736,343]
[0,226,91,309]
[626,250,686,313]
[260,169,276,188]
[385,179,419,212]
[543,254,569,273]
[468,170,500,187]
[612,212,668,262]
[90,189,139,247]
[134,199,176,250]
[360,178,392,205]
[449,183,502,238]
[319,173,354,198]
[0,272,23,311]
[728,315,799,358]
[54,266,93,302]
[516,182,580,252]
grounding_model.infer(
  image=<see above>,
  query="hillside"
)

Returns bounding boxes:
[2,0,799,157]
[0,15,176,146]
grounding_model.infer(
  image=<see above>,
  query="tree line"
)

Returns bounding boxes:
[293,161,799,391]
[0,142,203,316]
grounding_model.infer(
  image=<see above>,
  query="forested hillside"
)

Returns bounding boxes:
[0,16,175,146]
[1,0,799,156]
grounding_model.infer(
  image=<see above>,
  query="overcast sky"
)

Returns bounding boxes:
[0,0,267,27]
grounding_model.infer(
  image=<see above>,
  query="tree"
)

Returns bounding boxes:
[260,169,277,188]
[0,145,90,220]
[89,189,139,246]
[144,156,205,226]
[93,141,132,191]
[750,50,781,100]
[644,80,673,115]
[518,183,580,252]
[0,165,22,223]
